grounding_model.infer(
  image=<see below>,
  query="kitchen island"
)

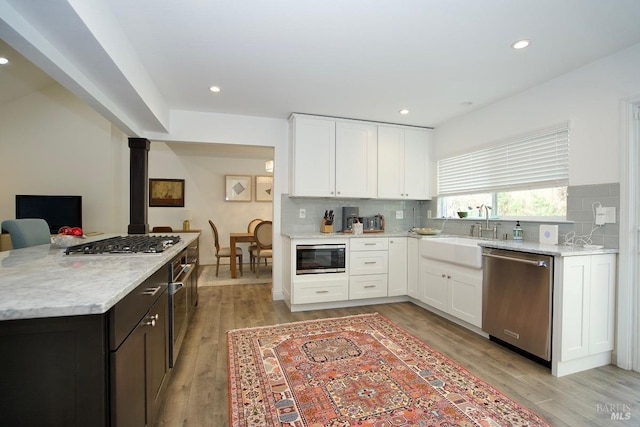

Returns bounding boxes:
[0,232,199,427]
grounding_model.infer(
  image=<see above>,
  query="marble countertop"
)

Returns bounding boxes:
[0,232,199,321]
[283,230,618,257]
[476,239,618,256]
[283,230,422,239]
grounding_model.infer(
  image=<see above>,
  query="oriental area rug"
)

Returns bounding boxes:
[227,313,552,427]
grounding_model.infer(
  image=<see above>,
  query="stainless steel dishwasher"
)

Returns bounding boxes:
[482,247,553,363]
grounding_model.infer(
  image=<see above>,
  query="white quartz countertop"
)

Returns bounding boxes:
[283,230,420,239]
[0,233,199,321]
[476,239,618,256]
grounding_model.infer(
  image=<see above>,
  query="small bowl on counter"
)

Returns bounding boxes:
[52,235,86,248]
[457,211,468,218]
[411,228,442,236]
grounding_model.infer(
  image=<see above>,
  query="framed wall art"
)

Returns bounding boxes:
[255,176,273,202]
[225,175,252,202]
[149,178,185,207]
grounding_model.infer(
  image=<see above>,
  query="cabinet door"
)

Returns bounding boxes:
[291,116,336,197]
[335,121,377,198]
[146,295,169,427]
[111,320,146,427]
[407,238,419,298]
[420,262,448,311]
[448,267,482,327]
[560,257,590,361]
[388,237,408,296]
[589,254,616,354]
[403,128,431,200]
[377,126,405,199]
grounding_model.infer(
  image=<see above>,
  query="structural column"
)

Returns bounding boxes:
[128,138,150,234]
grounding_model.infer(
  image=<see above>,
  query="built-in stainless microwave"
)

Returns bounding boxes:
[296,243,346,274]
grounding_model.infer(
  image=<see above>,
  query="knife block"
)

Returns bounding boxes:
[320,219,333,233]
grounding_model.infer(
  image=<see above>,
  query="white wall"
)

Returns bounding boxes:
[148,141,273,266]
[0,84,130,233]
[434,42,640,187]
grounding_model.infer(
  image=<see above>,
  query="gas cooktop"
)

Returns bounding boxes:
[64,235,181,255]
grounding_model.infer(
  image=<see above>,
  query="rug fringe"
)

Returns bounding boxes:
[225,312,380,334]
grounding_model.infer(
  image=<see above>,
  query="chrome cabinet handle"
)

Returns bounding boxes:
[364,261,377,264]
[142,286,161,296]
[316,290,329,294]
[364,285,376,288]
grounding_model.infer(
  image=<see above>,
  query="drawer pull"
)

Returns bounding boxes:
[364,243,376,246]
[142,286,162,296]
[364,285,376,289]
[316,290,329,294]
[364,261,377,264]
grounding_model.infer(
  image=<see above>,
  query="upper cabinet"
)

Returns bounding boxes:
[377,126,432,200]
[290,114,377,198]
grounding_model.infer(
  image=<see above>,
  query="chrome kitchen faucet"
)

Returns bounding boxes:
[476,204,498,239]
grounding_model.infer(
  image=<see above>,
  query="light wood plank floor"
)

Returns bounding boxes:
[155,283,640,426]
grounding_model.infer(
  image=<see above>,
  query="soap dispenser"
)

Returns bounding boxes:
[513,221,523,240]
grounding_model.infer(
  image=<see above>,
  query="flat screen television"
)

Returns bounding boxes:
[15,195,83,234]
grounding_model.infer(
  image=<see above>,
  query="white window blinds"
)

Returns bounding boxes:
[437,123,569,196]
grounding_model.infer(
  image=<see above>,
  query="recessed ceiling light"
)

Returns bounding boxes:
[399,109,409,115]
[0,57,8,65]
[209,86,221,93]
[511,39,530,50]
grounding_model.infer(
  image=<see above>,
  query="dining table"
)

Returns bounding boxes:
[229,232,255,278]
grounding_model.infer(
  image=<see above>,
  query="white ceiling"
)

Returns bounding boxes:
[3,0,640,134]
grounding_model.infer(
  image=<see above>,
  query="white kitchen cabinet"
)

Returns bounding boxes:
[419,258,482,327]
[377,126,431,200]
[289,114,377,198]
[407,238,419,298]
[349,237,388,299]
[388,237,408,296]
[558,254,616,363]
[290,115,335,197]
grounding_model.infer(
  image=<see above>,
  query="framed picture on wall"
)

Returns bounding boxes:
[225,175,252,202]
[255,176,273,202]
[149,178,185,207]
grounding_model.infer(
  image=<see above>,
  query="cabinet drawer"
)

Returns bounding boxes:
[292,279,348,304]
[350,238,388,251]
[350,274,388,299]
[350,251,388,275]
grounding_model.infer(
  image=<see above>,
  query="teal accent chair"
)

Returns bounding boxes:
[1,219,52,249]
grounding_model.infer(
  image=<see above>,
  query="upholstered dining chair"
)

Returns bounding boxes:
[249,220,272,278]
[1,218,52,249]
[247,218,263,271]
[151,226,173,232]
[208,219,243,277]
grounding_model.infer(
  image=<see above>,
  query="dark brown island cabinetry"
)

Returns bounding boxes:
[0,237,199,427]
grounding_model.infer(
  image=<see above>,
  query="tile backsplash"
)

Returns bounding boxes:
[281,183,620,248]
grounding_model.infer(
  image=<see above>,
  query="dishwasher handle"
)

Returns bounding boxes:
[483,252,548,268]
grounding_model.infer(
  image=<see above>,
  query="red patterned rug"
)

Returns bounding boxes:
[227,313,551,426]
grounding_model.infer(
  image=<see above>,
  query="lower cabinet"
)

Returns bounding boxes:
[111,292,168,427]
[349,237,389,299]
[388,237,408,296]
[558,254,616,363]
[419,259,482,328]
[407,238,419,298]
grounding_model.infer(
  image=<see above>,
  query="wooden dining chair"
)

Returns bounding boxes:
[208,219,243,277]
[247,218,263,271]
[249,220,272,278]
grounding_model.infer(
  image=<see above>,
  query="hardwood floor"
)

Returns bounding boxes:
[155,284,640,426]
